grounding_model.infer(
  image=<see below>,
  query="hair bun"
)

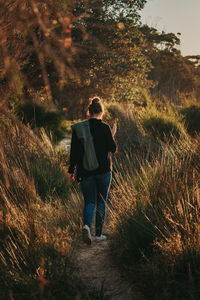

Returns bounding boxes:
[92,97,100,104]
[88,96,104,115]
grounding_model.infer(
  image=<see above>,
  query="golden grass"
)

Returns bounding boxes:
[109,130,200,299]
[0,108,101,299]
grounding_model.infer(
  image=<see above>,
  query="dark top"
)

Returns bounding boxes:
[68,118,116,180]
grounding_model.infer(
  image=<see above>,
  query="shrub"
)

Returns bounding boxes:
[142,115,182,142]
[180,105,200,136]
[15,101,66,142]
[139,104,187,144]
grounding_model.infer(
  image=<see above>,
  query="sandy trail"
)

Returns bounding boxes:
[75,239,144,300]
[59,136,144,300]
[57,134,71,152]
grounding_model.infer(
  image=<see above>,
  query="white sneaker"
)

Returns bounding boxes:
[82,225,92,245]
[95,235,107,242]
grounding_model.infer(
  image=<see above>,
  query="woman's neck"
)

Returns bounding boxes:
[89,113,102,120]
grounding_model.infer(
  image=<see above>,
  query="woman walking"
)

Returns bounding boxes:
[68,97,117,245]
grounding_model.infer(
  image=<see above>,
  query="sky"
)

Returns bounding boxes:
[140,0,200,56]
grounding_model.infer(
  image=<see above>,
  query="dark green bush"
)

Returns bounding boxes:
[142,116,182,142]
[180,105,200,136]
[16,101,66,142]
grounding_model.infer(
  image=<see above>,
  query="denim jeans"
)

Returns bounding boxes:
[80,172,112,237]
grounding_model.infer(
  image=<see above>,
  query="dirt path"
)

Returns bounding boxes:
[57,133,71,152]
[59,136,144,299]
[75,239,145,300]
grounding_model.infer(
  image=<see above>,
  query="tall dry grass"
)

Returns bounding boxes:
[0,108,106,299]
[109,132,200,299]
[103,101,200,299]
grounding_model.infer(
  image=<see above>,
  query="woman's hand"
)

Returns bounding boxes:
[111,123,117,137]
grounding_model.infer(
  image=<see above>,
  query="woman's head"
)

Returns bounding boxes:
[88,97,104,118]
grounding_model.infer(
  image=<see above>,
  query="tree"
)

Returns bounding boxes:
[55,0,151,116]
[0,0,148,110]
[139,25,200,102]
[0,0,78,103]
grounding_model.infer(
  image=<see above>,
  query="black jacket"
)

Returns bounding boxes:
[68,118,116,180]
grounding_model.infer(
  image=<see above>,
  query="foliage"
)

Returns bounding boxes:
[139,25,200,102]
[15,101,66,142]
[0,0,82,102]
[85,21,152,102]
[180,105,200,136]
[1,0,200,113]
[142,115,182,142]
[0,0,148,110]
[74,0,147,22]
[140,105,186,143]
[52,1,152,116]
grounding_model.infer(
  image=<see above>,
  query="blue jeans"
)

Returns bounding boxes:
[80,172,112,237]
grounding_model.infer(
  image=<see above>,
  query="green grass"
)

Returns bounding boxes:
[139,105,187,143]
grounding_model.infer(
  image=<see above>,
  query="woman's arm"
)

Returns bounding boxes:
[111,123,117,137]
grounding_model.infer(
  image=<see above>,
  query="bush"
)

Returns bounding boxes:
[138,103,188,144]
[15,101,66,142]
[142,115,182,142]
[180,105,200,136]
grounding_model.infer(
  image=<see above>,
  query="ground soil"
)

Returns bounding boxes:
[75,238,145,300]
[60,136,145,300]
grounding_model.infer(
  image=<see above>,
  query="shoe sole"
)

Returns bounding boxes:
[82,228,92,245]
[96,238,107,242]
